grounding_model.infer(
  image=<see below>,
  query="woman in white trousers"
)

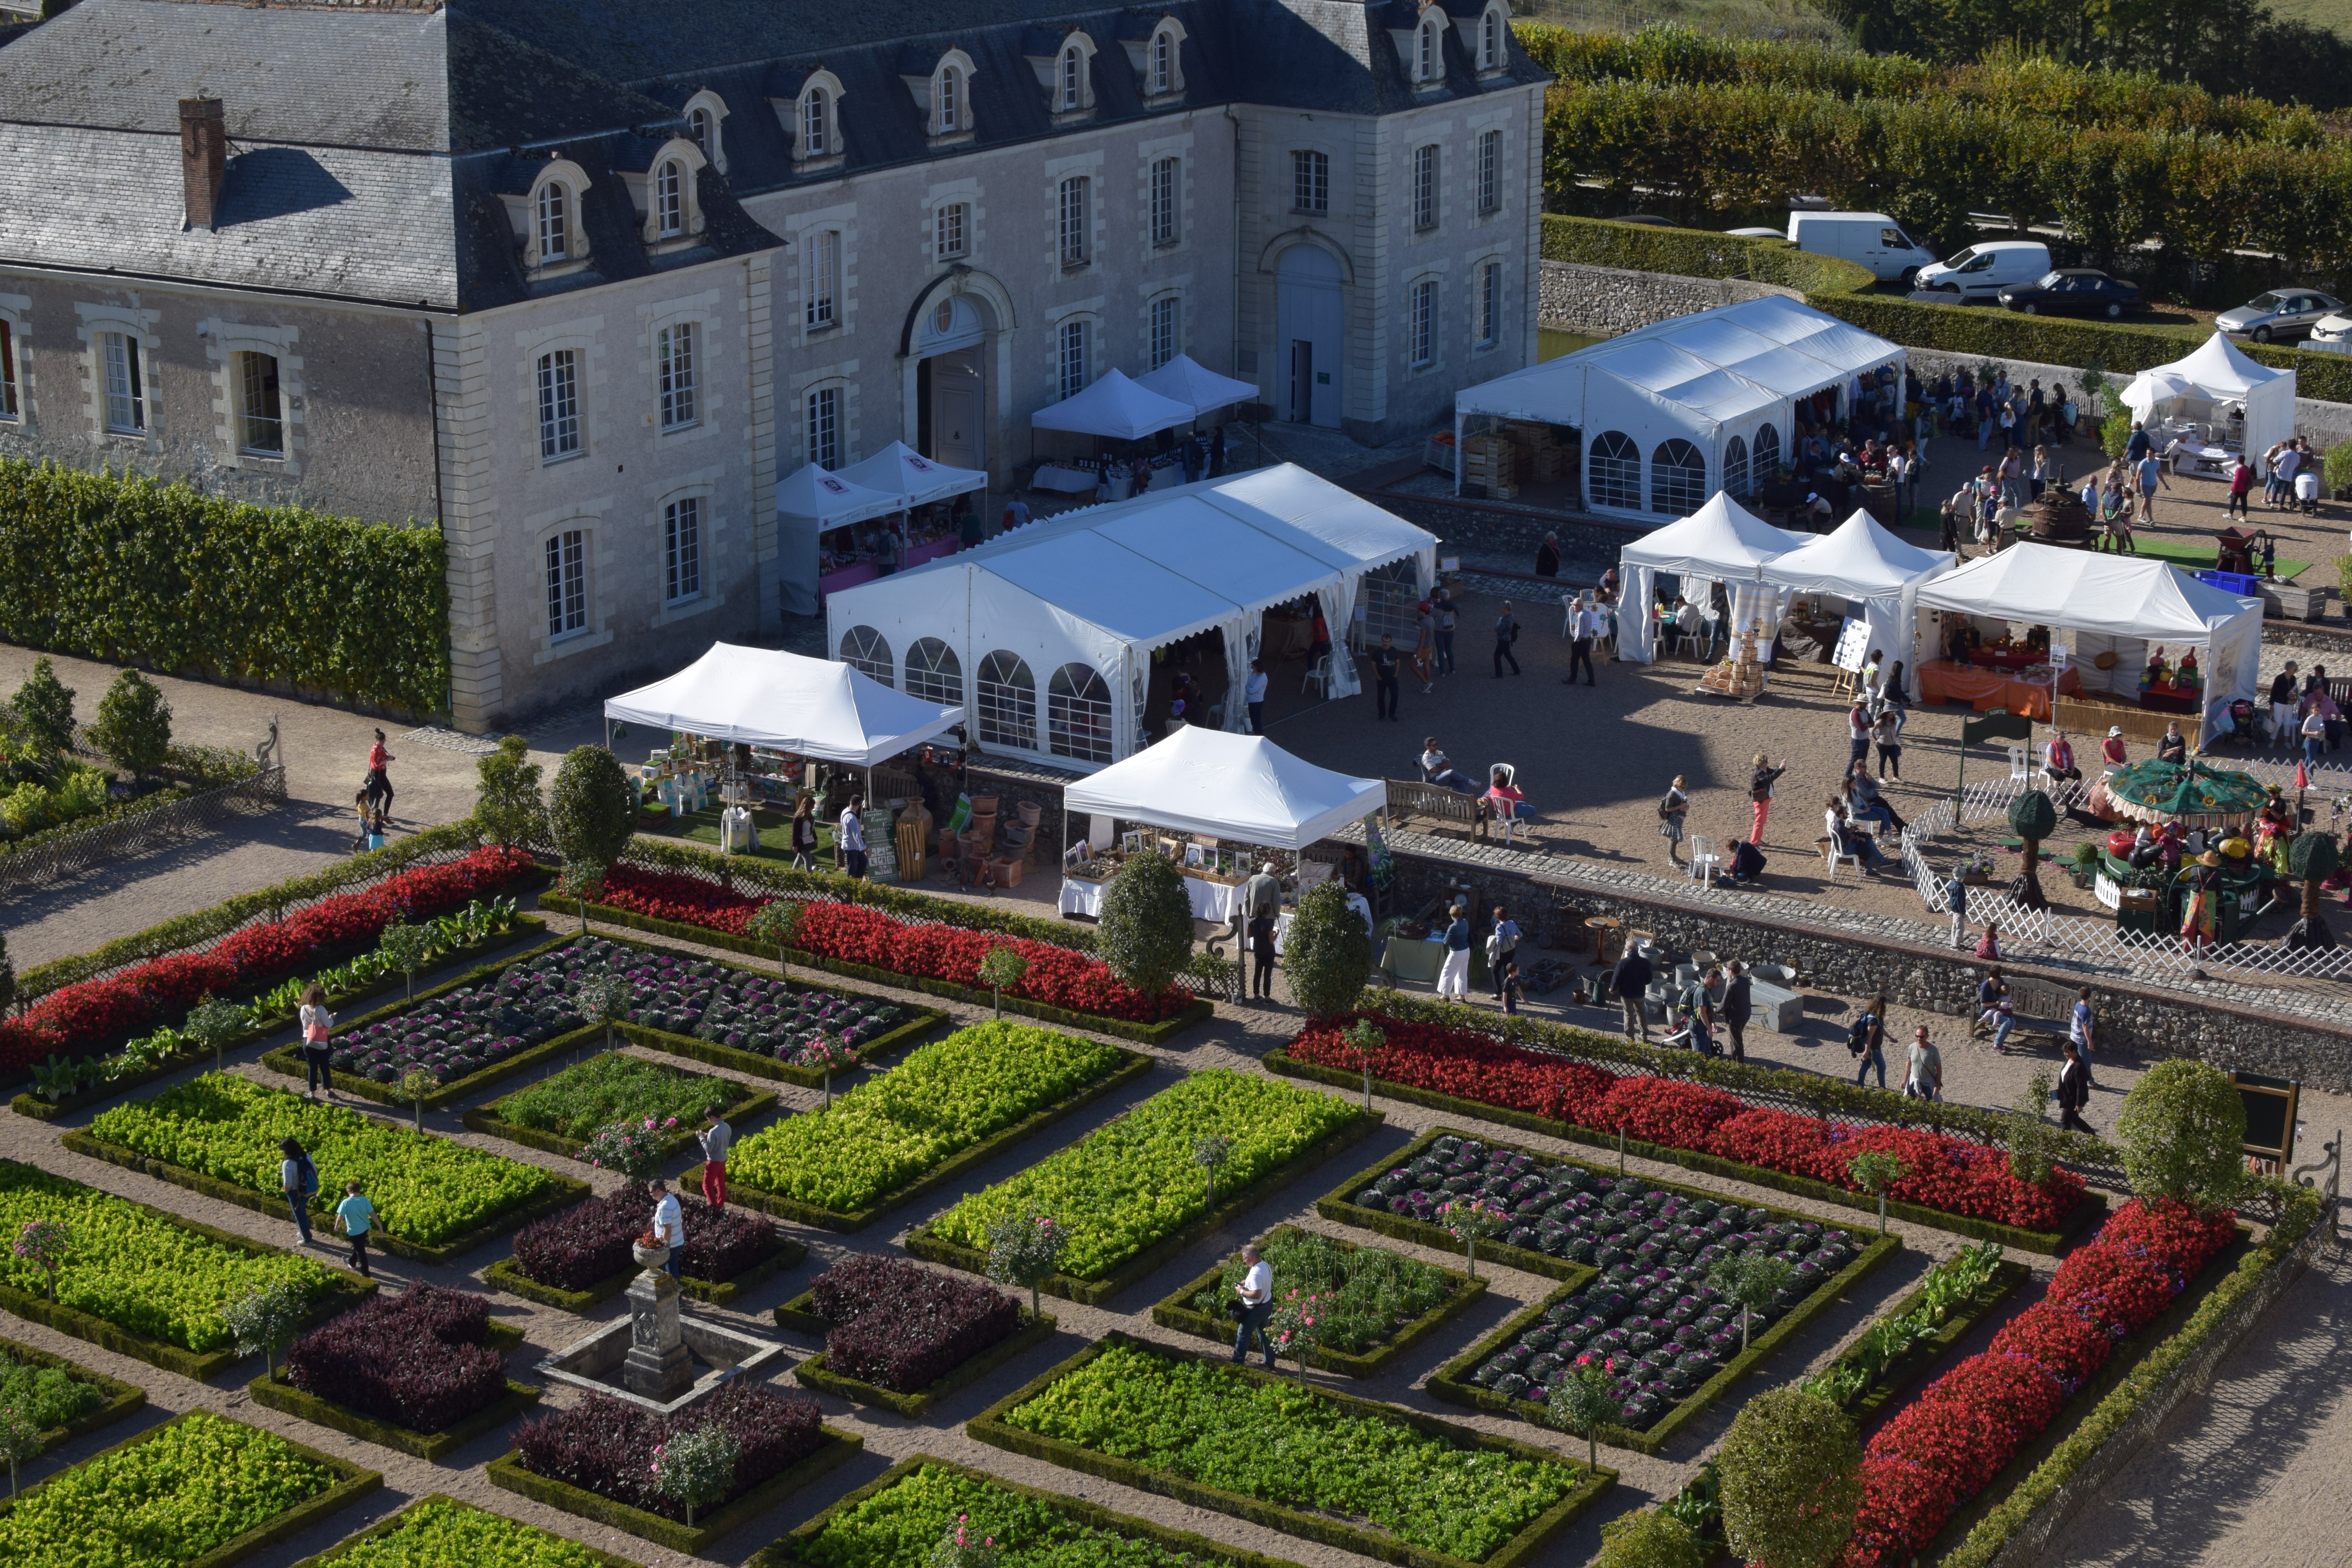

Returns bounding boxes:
[1437,904,1472,999]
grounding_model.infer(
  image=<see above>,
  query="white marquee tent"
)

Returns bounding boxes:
[603,644,963,766]
[774,463,907,615]
[2121,333,2296,476]
[1062,726,1382,849]
[1135,354,1260,422]
[1454,296,1904,517]
[1912,545,2262,742]
[1617,493,1810,663]
[822,464,1437,772]
[1029,367,1195,441]
[840,440,987,508]
[1760,510,1956,676]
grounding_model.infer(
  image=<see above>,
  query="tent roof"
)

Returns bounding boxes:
[1620,492,1810,577]
[1134,354,1259,420]
[838,440,986,508]
[1761,509,1956,597]
[1029,367,1194,440]
[2124,332,2290,410]
[1061,726,1383,849]
[1913,542,2262,640]
[776,462,903,528]
[602,643,961,765]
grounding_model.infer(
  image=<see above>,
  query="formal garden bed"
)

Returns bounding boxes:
[284,1496,646,1568]
[785,1254,1054,1417]
[1801,1241,2030,1426]
[1151,1223,1484,1378]
[484,1180,802,1310]
[462,1051,775,1164]
[695,1021,1149,1231]
[73,1072,586,1266]
[970,1333,1612,1568]
[906,1069,1379,1306]
[0,1329,147,1461]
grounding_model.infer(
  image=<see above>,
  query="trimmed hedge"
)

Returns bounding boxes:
[247,1367,541,1462]
[792,1308,1058,1418]
[0,1329,147,1460]
[480,1238,802,1313]
[1541,214,1875,295]
[283,1495,649,1568]
[485,1426,861,1555]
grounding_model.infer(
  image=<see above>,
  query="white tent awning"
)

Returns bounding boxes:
[839,440,987,508]
[1135,354,1259,420]
[2121,332,2297,476]
[1761,509,1956,598]
[1061,726,1382,849]
[1620,492,1810,577]
[1030,368,1195,440]
[603,644,962,766]
[775,462,904,527]
[1914,542,2259,640]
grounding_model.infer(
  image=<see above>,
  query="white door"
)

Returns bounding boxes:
[1275,245,1343,429]
[929,348,983,471]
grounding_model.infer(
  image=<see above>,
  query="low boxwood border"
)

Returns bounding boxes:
[486,1424,862,1555]
[1312,1125,1612,1283]
[1837,1257,2031,1427]
[480,1235,805,1314]
[462,1071,779,1164]
[688,1047,1156,1233]
[283,1494,648,1568]
[246,1366,540,1461]
[0,1410,381,1568]
[905,1110,1386,1307]
[966,1331,1615,1568]
[1149,1223,1489,1378]
[0,1329,146,1460]
[792,1308,1057,1417]
[751,1451,1307,1568]
[59,1127,591,1269]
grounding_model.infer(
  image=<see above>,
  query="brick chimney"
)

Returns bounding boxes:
[178,98,227,230]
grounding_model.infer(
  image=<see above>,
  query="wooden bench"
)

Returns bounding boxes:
[1385,779,1488,839]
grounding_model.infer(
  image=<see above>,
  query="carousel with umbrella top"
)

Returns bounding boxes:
[2086,758,2275,937]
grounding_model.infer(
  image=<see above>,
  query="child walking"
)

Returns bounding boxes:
[335,1179,378,1278]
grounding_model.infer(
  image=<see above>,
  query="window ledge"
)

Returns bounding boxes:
[803,320,841,337]
[535,628,613,666]
[539,450,587,468]
[528,257,594,281]
[792,154,847,175]
[927,130,976,150]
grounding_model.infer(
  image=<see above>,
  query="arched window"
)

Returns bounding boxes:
[1723,434,1750,499]
[1059,46,1085,111]
[688,106,716,162]
[934,64,963,134]
[1152,28,1175,93]
[1652,439,1706,515]
[976,651,1037,749]
[1047,663,1114,763]
[904,637,963,707]
[1416,15,1441,81]
[1480,5,1503,68]
[1587,430,1640,510]
[534,181,569,264]
[1752,422,1781,479]
[654,160,685,239]
[801,88,830,157]
[840,626,893,686]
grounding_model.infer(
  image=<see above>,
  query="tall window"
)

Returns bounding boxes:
[236,350,283,455]
[1047,662,1113,763]
[805,229,838,328]
[663,496,701,603]
[536,349,580,461]
[840,626,894,685]
[905,638,962,705]
[1652,439,1706,515]
[1058,177,1088,266]
[1150,157,1180,245]
[1150,295,1180,370]
[545,529,587,639]
[976,650,1038,750]
[1723,434,1751,498]
[1476,262,1500,347]
[1412,144,1437,231]
[0,321,18,420]
[1151,28,1174,93]
[101,331,144,434]
[1477,130,1500,214]
[1752,421,1780,479]
[934,66,962,134]
[657,322,697,430]
[1058,47,1084,111]
[1056,319,1087,400]
[1292,149,1329,214]
[1416,16,1439,80]
[654,160,685,238]
[1588,430,1640,510]
[937,201,969,260]
[535,183,568,264]
[1480,7,1502,67]
[688,107,716,161]
[1409,279,1436,367]
[801,89,830,156]
[805,385,840,469]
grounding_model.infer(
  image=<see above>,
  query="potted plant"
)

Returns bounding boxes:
[2069,841,2102,889]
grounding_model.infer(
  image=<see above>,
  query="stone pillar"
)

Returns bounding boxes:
[623,1268,693,1402]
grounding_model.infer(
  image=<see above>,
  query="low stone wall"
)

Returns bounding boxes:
[1539,260,1801,340]
[1368,493,1634,581]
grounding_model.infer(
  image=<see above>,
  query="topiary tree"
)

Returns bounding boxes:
[1543,1357,1625,1474]
[746,899,803,978]
[376,922,437,1003]
[1193,1134,1231,1209]
[1717,1388,1862,1568]
[181,996,245,1073]
[87,669,172,781]
[984,1212,1067,1319]
[1592,1507,1707,1568]
[2115,1059,2246,1207]
[574,972,634,1058]
[2008,1069,2060,1186]
[1283,879,1373,1018]
[222,1279,309,1382]
[12,1220,67,1301]
[12,658,76,756]
[0,1398,37,1497]
[1708,1252,1796,1351]
[2288,829,2339,950]
[2007,789,2057,910]
[549,746,635,909]
[1437,1195,1509,1280]
[1344,1018,1384,1109]
[473,736,546,847]
[1845,1151,1908,1236]
[397,1066,440,1131]
[1096,850,1193,999]
[976,943,1029,1017]
[648,1422,739,1528]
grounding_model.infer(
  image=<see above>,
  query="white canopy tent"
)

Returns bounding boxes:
[1135,354,1260,422]
[1617,493,1810,663]
[1759,510,1956,676]
[839,440,988,508]
[2121,333,2295,476]
[1912,544,2263,743]
[603,644,963,766]
[773,463,907,615]
[1029,368,1195,441]
[1062,726,1382,849]
[1454,296,1904,517]
[822,465,1437,772]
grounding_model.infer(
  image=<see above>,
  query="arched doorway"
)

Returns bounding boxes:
[914,294,987,471]
[1275,245,1343,428]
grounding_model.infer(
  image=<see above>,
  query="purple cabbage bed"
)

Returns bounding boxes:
[285,1282,509,1433]
[809,1255,1021,1394]
[615,948,908,1060]
[513,1382,822,1520]
[512,1181,782,1291]
[328,945,597,1086]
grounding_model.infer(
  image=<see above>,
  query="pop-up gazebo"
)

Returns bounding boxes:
[839,440,987,509]
[2121,333,2296,475]
[1618,493,1810,663]
[1136,354,1260,422]
[603,644,962,766]
[1064,726,1382,848]
[1030,368,1195,441]
[1759,509,1956,675]
[774,463,907,615]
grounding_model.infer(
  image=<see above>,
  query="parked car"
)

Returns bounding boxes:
[1785,211,1939,283]
[2305,312,2352,355]
[1996,269,2142,318]
[2214,290,2342,342]
[1912,241,2053,301]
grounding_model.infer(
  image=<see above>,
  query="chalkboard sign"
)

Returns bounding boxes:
[1832,617,1872,673]
[2232,1070,2299,1168]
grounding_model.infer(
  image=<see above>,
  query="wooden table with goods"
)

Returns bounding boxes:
[1918,659,2080,720]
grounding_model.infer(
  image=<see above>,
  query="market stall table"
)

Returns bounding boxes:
[1918,658,2080,718]
[1059,871,1244,925]
[1031,465,1100,494]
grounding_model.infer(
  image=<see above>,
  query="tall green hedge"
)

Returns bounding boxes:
[0,460,450,713]
[1540,216,1875,295]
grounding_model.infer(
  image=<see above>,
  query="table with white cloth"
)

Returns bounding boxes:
[1274,893,1373,954]
[1060,874,1245,925]
[1031,465,1101,494]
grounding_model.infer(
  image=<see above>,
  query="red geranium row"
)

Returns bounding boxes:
[1839,1197,2235,1565]
[593,864,763,935]
[0,845,536,1074]
[1287,1017,2086,1229]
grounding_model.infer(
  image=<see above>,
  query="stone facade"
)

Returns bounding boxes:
[1536,258,1798,341]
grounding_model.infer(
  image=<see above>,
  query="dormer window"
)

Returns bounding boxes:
[1415,14,1442,82]
[654,160,685,239]
[790,73,845,163]
[536,182,569,264]
[935,63,964,135]
[1151,28,1173,93]
[1128,18,1187,99]
[1058,46,1084,111]
[515,159,593,271]
[688,108,714,160]
[1479,4,1504,69]
[801,88,830,156]
[682,91,729,173]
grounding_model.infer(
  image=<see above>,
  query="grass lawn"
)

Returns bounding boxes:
[2115,535,2307,578]
[639,804,838,864]
[1540,328,1605,360]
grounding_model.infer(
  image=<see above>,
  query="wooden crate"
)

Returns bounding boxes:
[1461,436,1516,499]
[2259,580,2329,622]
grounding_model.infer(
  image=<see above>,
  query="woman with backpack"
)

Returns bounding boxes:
[298,984,335,1100]
[1848,997,1888,1089]
[279,1137,320,1246]
[1658,775,1689,865]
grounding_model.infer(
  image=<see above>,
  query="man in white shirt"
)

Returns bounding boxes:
[838,795,868,880]
[1244,660,1270,732]
[1231,1242,1276,1369]
[649,1179,685,1279]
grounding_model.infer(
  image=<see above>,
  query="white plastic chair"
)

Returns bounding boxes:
[1561,592,1579,636]
[1488,763,1526,845]
[2007,744,2032,782]
[1301,655,1332,698]
[1688,834,1723,886]
[1823,834,1863,882]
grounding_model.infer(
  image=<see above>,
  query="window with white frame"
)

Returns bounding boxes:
[1047,662,1113,763]
[688,106,717,162]
[801,87,831,157]
[1149,294,1180,370]
[545,528,587,639]
[1150,157,1180,245]
[663,495,702,603]
[1752,422,1780,478]
[535,181,569,264]
[1151,27,1176,93]
[976,650,1038,749]
[1058,176,1088,265]
[1409,279,1436,366]
[1412,144,1437,230]
[654,160,685,239]
[536,349,580,461]
[1058,45,1085,111]
[1480,5,1503,69]
[805,229,839,329]
[1588,430,1640,509]
[1292,149,1329,214]
[840,626,894,685]
[934,64,963,134]
[657,322,697,430]
[1723,434,1751,498]
[806,384,840,469]
[100,331,144,434]
[1651,439,1705,515]
[905,637,962,705]
[936,201,969,260]
[0,320,15,420]
[236,350,283,455]
[1477,129,1500,214]
[1415,15,1441,80]
[1476,261,1500,347]
[1056,318,1088,400]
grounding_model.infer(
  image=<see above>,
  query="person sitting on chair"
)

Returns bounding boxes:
[1485,767,1527,843]
[1847,766,1906,836]
[2156,720,2188,765]
[2042,729,2081,783]
[1420,739,1473,794]
[1826,798,1885,870]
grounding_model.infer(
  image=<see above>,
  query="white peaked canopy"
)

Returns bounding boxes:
[1029,368,1195,440]
[1063,726,1382,849]
[840,440,987,508]
[773,464,907,615]
[603,644,962,766]
[2122,333,2296,476]
[1761,510,1957,674]
[1135,354,1260,421]
[1617,493,1810,663]
[1913,544,2264,742]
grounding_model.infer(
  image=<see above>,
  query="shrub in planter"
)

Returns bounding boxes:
[808,1255,1020,1393]
[1283,879,1373,1019]
[511,1182,778,1291]
[286,1282,507,1433]
[512,1381,820,1522]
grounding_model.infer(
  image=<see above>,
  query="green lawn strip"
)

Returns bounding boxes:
[1266,1048,2101,1254]
[486,1425,862,1555]
[967,1333,1613,1568]
[246,1366,541,1462]
[462,1058,778,1164]
[638,802,837,864]
[1837,1257,2033,1428]
[791,1309,1058,1418]
[0,1329,147,1461]
[1149,1223,1489,1378]
[479,1239,804,1313]
[281,1495,648,1568]
[0,1410,381,1568]
[752,1452,1308,1568]
[2110,535,2308,577]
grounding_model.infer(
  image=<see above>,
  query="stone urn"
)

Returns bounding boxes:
[633,1241,670,1268]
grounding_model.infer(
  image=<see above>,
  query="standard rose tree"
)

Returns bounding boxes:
[1543,1357,1625,1473]
[984,1212,1067,1319]
[1717,1387,1862,1568]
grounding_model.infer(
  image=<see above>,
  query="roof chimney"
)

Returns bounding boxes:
[178,98,227,231]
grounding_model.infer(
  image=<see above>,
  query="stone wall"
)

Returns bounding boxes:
[1538,260,1801,340]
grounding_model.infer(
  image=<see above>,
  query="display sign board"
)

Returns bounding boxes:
[1832,617,1872,673]
[2233,1070,2299,1169]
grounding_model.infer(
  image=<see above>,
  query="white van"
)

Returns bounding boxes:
[1913,241,2053,301]
[1784,212,1939,284]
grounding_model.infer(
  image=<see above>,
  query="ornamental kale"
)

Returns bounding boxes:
[285,1282,508,1434]
[513,1381,819,1522]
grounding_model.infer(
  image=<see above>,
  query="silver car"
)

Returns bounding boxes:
[2214,289,2342,343]
[2306,312,2352,355]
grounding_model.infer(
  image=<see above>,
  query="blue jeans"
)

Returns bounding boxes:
[666,1245,682,1279]
[1855,1048,1886,1089]
[1990,1014,2015,1052]
[286,1193,312,1244]
[1233,1302,1275,1368]
[1435,630,1456,673]
[2306,736,2323,768]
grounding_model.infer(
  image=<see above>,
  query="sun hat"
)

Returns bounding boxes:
[2107,726,2123,737]
[2199,850,2221,867]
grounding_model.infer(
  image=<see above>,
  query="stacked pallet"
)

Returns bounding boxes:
[1499,421,1565,484]
[1461,435,1516,499]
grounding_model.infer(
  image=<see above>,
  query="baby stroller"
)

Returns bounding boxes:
[2219,698,2258,749]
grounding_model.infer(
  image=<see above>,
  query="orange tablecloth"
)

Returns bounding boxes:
[1918,659,2080,720]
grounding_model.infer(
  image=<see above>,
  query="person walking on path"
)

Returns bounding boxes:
[297,986,335,1101]
[2069,986,2100,1087]
[2056,1044,2095,1133]
[363,729,397,819]
[2133,448,2167,530]
[280,1138,319,1246]
[1847,700,1873,768]
[649,1178,686,1279]
[1248,908,1278,1002]
[1749,754,1785,846]
[1658,775,1689,865]
[1721,961,1751,1062]
[1244,660,1269,734]
[789,795,820,870]
[1564,596,1602,686]
[1612,940,1656,1042]
[1437,903,1472,1000]
[1412,602,1437,693]
[837,796,868,880]
[1433,597,1457,676]
[1904,1026,1944,1102]
[1485,906,1520,1000]
[1873,705,1906,780]
[1945,866,1971,950]
[2227,455,2254,518]
[1849,998,1888,1089]
[1492,602,1522,677]
[334,1179,376,1279]
[1232,1243,1276,1368]
[1370,634,1401,721]
[698,1112,732,1210]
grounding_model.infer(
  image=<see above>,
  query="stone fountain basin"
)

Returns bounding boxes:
[537,1312,788,1416]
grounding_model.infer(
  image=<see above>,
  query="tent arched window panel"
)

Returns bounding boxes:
[1752,422,1780,480]
[839,626,893,686]
[1723,435,1750,499]
[1587,431,1640,511]
[1651,439,1705,515]
[904,638,962,707]
[976,651,1038,750]
[1046,662,1114,763]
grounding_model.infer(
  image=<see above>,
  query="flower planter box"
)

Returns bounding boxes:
[484,1424,862,1555]
[280,1495,649,1568]
[790,1308,1057,1417]
[461,1071,779,1164]
[480,1236,804,1314]
[246,1365,541,1462]
[0,1329,147,1460]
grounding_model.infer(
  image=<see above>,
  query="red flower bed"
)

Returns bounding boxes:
[1288,1017,2084,1230]
[591,864,763,935]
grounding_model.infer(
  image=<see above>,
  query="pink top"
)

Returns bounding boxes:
[367,742,389,770]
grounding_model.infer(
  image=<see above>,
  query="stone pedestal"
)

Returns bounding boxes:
[622,1268,693,1402]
